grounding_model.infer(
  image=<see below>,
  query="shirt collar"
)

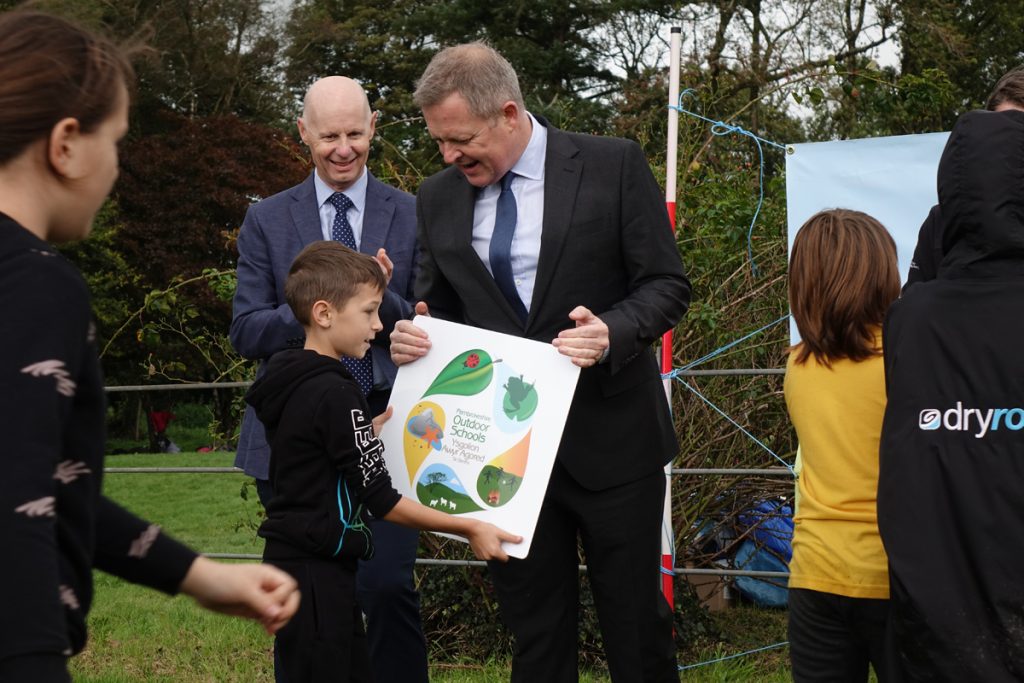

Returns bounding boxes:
[313,167,369,214]
[510,112,547,182]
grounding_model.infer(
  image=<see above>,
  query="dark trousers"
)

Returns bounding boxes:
[0,654,71,682]
[356,518,427,683]
[358,389,428,683]
[488,463,677,683]
[269,559,372,683]
[788,587,899,683]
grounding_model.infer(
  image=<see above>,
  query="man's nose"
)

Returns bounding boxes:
[333,139,353,157]
[440,142,462,165]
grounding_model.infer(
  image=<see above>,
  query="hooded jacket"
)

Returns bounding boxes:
[878,109,1024,682]
[246,349,400,562]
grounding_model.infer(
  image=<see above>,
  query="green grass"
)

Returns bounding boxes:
[101,452,262,554]
[70,452,793,681]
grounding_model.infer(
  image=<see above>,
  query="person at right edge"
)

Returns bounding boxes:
[390,43,690,682]
[902,65,1024,290]
[878,108,1024,681]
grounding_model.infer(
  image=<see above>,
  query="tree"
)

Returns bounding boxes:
[93,114,309,437]
[898,0,1024,125]
[283,0,439,188]
[6,0,293,129]
[281,0,689,186]
[117,114,307,291]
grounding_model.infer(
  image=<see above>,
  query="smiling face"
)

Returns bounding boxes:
[298,78,376,192]
[322,282,384,360]
[422,92,528,188]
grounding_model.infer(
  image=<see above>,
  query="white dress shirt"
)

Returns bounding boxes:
[472,113,547,312]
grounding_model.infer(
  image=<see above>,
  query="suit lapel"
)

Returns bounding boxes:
[442,170,526,325]
[445,172,488,275]
[290,174,324,245]
[530,126,582,322]
[360,173,394,255]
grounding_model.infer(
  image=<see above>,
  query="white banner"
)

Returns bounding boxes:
[785,131,949,341]
[380,316,581,558]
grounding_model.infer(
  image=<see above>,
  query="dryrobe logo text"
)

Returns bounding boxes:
[918,402,1024,438]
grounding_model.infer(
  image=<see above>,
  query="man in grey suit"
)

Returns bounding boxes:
[391,44,690,682]
[230,76,427,683]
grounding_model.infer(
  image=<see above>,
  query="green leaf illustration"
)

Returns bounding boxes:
[502,374,538,421]
[422,349,499,398]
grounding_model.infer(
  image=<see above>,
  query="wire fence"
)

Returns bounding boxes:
[104,371,792,579]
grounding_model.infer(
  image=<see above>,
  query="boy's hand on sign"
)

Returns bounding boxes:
[465,521,522,562]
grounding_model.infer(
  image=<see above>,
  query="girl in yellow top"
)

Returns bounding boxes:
[784,209,900,682]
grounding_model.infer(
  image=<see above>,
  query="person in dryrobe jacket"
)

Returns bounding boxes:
[878,107,1024,682]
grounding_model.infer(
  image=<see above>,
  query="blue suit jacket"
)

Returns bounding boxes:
[230,172,417,479]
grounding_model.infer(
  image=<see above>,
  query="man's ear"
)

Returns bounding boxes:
[500,101,520,131]
[297,117,310,147]
[310,299,333,328]
[47,117,83,179]
[368,110,379,139]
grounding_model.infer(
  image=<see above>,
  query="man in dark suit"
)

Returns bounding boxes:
[230,76,427,683]
[391,44,690,682]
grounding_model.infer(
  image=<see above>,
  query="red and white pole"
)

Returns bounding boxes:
[660,26,682,608]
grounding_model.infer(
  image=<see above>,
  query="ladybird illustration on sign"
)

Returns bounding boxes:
[422,349,500,398]
[382,317,581,557]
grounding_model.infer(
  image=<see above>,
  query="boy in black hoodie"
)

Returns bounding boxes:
[246,241,520,682]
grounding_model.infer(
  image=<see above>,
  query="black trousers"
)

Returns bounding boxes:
[269,558,372,683]
[488,462,677,682]
[788,587,899,683]
[356,518,426,683]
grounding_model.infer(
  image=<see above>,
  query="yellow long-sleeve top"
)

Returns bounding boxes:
[784,342,889,599]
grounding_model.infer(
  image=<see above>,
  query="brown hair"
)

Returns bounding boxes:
[413,42,524,118]
[788,209,900,366]
[285,241,386,326]
[986,66,1024,111]
[0,10,134,165]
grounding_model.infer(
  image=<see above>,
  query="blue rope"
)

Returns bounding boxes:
[660,314,793,472]
[678,641,790,672]
[669,88,786,276]
[675,379,795,474]
[665,314,790,375]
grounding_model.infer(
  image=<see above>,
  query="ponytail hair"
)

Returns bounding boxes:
[0,10,134,165]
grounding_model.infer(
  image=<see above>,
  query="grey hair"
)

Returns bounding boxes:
[413,42,524,118]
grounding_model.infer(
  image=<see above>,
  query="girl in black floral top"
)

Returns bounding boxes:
[0,10,299,681]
